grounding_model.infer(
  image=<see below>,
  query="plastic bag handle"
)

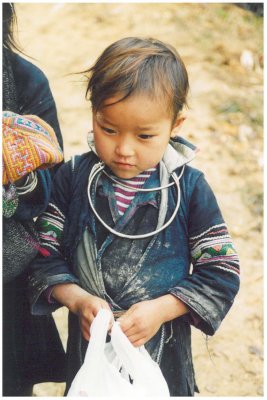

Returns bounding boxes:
[83,309,113,365]
[111,322,170,396]
[111,322,146,379]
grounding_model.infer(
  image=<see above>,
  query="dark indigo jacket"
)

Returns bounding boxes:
[2,51,66,393]
[11,51,63,152]
[29,137,240,396]
[7,51,64,221]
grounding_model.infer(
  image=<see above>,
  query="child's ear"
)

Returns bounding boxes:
[170,117,186,138]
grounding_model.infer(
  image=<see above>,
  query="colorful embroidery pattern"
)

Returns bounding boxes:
[36,203,65,254]
[190,223,240,276]
[2,111,63,184]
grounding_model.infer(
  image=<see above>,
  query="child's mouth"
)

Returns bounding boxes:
[114,162,135,169]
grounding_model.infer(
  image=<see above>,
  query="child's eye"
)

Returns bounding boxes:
[138,134,154,140]
[101,126,116,135]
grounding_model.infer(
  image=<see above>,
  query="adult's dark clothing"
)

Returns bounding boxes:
[3,48,63,152]
[2,48,65,396]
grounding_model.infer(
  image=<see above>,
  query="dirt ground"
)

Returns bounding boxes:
[14,2,263,397]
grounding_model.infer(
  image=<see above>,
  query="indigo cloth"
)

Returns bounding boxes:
[29,137,240,395]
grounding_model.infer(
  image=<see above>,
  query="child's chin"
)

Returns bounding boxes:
[109,167,137,180]
[114,171,137,179]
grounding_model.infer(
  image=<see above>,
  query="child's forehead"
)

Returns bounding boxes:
[94,94,173,129]
[97,92,173,117]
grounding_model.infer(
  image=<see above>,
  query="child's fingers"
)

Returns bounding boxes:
[132,338,146,347]
[120,324,140,337]
[108,314,114,333]
[80,319,91,341]
[117,315,134,332]
[127,333,147,347]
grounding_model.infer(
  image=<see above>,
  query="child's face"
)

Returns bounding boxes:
[92,94,183,179]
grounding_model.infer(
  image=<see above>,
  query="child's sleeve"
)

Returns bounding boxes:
[168,173,240,335]
[28,162,80,315]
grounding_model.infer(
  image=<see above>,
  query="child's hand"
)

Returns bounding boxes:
[51,283,112,341]
[73,292,112,341]
[117,294,189,347]
[117,299,165,347]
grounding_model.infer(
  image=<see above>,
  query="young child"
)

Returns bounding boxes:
[29,37,240,396]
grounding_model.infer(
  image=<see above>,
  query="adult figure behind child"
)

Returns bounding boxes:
[3,3,63,151]
[2,3,65,396]
[29,37,240,395]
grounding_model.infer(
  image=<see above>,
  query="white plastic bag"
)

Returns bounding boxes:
[67,309,170,397]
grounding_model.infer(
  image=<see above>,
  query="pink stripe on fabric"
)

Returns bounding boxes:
[113,167,156,215]
[114,187,136,197]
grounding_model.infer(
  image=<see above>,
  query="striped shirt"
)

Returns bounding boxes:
[112,167,157,216]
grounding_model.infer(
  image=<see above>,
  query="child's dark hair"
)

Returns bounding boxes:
[85,37,189,124]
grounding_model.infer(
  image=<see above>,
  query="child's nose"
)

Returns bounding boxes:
[115,139,135,157]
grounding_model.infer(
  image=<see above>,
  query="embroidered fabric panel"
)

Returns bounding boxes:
[36,202,65,255]
[190,223,240,276]
[2,112,63,185]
